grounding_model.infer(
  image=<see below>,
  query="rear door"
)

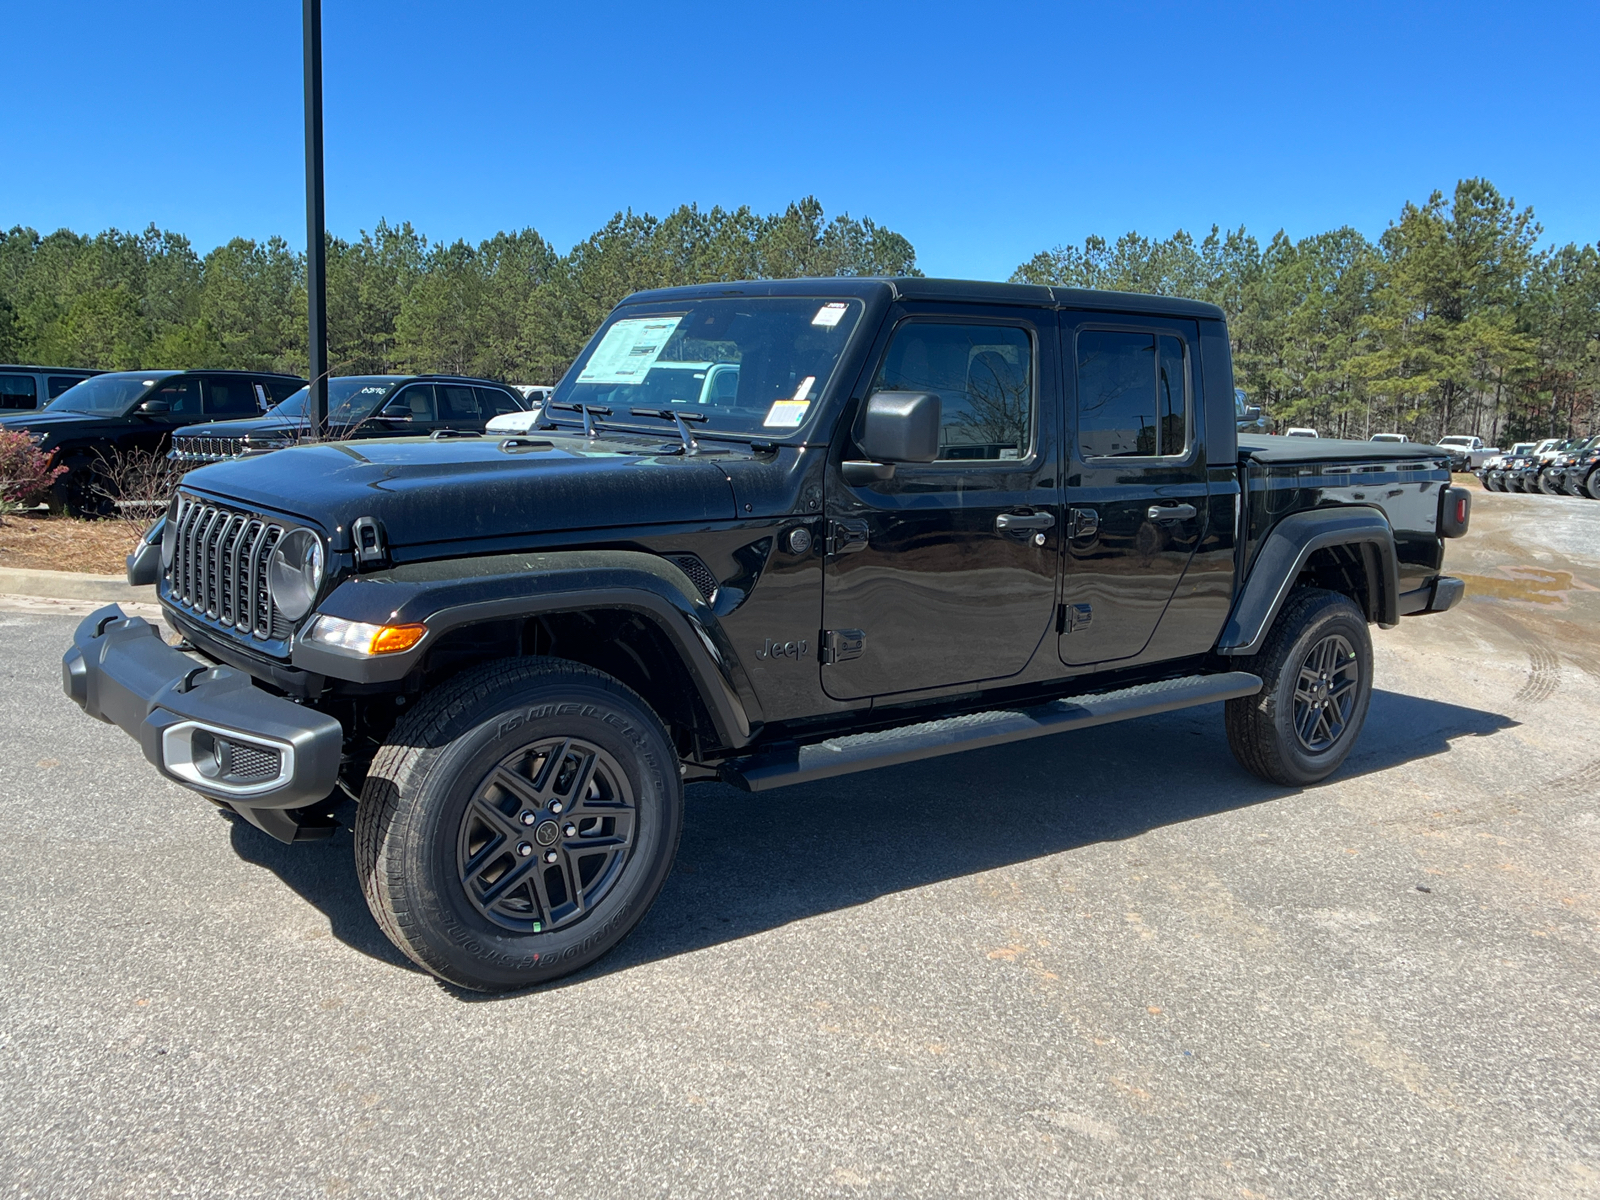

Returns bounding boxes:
[821,303,1061,700]
[1058,313,1208,665]
[435,383,485,431]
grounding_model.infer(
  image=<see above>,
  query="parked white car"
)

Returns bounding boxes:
[1370,433,1409,443]
[1284,427,1319,438]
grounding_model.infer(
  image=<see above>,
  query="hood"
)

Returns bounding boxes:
[175,414,303,440]
[0,408,108,432]
[180,432,742,552]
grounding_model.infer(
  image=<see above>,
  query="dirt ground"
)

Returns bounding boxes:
[0,513,144,574]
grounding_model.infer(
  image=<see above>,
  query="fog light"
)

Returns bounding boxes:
[303,615,427,656]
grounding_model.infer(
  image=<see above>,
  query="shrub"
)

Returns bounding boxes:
[0,430,67,521]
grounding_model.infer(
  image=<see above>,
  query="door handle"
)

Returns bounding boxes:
[995,511,1055,532]
[1068,507,1099,539]
[1147,503,1197,521]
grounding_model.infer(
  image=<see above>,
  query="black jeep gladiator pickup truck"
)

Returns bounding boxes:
[64,278,1471,991]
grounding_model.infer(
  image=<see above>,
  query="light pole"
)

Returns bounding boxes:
[303,0,328,438]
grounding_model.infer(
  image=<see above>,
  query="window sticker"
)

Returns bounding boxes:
[793,376,816,399]
[812,302,849,328]
[576,316,684,385]
[764,400,810,427]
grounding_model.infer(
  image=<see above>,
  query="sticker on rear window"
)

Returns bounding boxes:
[576,316,684,385]
[764,400,810,427]
[812,303,849,328]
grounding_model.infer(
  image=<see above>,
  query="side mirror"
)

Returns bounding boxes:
[378,401,412,420]
[139,398,171,414]
[856,390,940,463]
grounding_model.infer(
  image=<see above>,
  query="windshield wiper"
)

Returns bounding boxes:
[547,401,612,438]
[630,407,708,454]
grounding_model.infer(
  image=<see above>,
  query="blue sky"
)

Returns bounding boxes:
[5,0,1596,280]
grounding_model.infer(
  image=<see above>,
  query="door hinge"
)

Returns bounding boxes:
[826,518,869,556]
[1058,603,1092,633]
[820,628,866,664]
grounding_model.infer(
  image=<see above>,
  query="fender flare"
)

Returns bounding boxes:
[1215,507,1399,656]
[291,550,761,749]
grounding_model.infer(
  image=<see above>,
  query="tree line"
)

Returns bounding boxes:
[5,178,1594,444]
[0,198,919,387]
[1014,178,1599,445]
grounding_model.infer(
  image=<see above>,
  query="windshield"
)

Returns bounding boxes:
[272,377,403,423]
[45,373,159,414]
[551,297,865,438]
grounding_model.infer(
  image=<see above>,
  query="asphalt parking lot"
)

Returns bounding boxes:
[2,481,1597,1199]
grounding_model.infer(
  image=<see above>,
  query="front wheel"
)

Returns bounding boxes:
[1226,588,1374,787]
[1585,469,1600,501]
[355,657,683,991]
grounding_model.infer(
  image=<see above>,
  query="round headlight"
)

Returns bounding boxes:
[160,512,178,570]
[267,528,325,621]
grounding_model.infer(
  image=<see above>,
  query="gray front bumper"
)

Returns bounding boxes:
[63,605,342,810]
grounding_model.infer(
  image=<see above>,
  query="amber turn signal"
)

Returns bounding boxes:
[370,623,428,654]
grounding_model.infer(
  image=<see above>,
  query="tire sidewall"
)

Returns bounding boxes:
[396,677,680,989]
[1265,595,1373,784]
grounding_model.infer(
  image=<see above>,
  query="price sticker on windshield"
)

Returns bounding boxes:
[577,316,684,385]
[812,303,849,328]
[764,400,810,427]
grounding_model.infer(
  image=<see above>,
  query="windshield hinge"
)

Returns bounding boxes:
[351,516,387,569]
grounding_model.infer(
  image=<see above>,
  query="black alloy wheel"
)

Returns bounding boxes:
[1226,587,1374,786]
[1291,633,1360,753]
[457,736,636,934]
[355,656,682,991]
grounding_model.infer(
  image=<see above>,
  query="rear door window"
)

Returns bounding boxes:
[0,374,38,410]
[476,386,523,416]
[1075,330,1190,458]
[202,377,259,416]
[436,385,481,423]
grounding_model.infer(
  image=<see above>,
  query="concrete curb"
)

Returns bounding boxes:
[0,566,154,605]
[0,567,161,620]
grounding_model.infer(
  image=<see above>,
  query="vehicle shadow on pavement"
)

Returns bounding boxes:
[225,803,424,974]
[224,688,1514,991]
[567,688,1517,989]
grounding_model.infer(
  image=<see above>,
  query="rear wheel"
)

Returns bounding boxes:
[354,657,683,991]
[1226,588,1373,787]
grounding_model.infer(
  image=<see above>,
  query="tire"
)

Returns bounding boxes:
[1538,471,1563,496]
[355,657,683,991]
[1226,588,1374,787]
[1586,470,1600,501]
[1483,473,1501,492]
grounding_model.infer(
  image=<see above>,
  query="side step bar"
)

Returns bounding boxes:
[720,672,1262,793]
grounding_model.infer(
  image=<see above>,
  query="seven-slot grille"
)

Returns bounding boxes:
[172,435,246,462]
[166,494,289,640]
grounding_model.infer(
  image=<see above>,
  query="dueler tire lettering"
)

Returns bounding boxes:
[354,656,682,992]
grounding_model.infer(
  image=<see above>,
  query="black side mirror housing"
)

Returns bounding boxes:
[378,402,412,420]
[139,398,171,414]
[857,391,941,463]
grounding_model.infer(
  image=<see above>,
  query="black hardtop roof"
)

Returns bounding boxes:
[0,364,102,374]
[620,276,1226,320]
[85,368,306,380]
[1238,433,1446,465]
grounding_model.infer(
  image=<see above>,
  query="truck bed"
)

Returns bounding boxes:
[1236,433,1445,465]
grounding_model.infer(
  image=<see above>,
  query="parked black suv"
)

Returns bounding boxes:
[169,375,528,464]
[0,369,305,512]
[67,278,1470,991]
[0,364,103,412]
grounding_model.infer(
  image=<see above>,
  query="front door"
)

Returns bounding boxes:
[1058,314,1209,666]
[821,306,1061,700]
